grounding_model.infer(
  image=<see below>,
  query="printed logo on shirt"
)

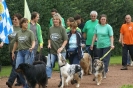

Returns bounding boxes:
[50,33,60,41]
[129,26,132,30]
[18,36,28,43]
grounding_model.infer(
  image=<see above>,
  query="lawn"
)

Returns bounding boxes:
[0,56,122,77]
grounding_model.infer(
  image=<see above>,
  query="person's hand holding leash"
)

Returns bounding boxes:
[12,52,15,60]
[90,45,93,50]
[57,46,64,53]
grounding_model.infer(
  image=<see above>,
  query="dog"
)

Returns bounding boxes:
[93,59,106,85]
[57,53,83,88]
[80,53,92,75]
[16,62,47,88]
[34,53,47,64]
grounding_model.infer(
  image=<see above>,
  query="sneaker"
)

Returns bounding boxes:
[120,66,128,70]
[130,61,133,66]
[58,81,62,87]
[6,81,12,88]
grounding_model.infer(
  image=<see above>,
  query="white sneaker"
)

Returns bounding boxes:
[130,61,133,66]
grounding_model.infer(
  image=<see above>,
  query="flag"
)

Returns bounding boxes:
[24,0,31,21]
[0,0,13,44]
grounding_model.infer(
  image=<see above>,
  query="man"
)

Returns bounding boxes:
[82,11,99,65]
[120,14,133,70]
[28,12,43,57]
[49,8,65,28]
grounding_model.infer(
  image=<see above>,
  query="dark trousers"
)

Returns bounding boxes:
[122,44,133,66]
[98,47,111,73]
[68,53,80,64]
[8,52,21,85]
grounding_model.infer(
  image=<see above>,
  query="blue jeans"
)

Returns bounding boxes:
[15,49,34,88]
[46,52,66,78]
[8,52,21,85]
[98,47,111,73]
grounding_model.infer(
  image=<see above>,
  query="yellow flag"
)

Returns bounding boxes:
[24,0,31,21]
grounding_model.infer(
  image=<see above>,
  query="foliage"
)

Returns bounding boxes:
[0,0,133,65]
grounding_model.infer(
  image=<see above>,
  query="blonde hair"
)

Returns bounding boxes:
[52,13,62,26]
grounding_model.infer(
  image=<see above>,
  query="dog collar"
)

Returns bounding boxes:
[60,64,66,68]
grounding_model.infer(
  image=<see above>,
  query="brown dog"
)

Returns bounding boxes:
[80,53,92,75]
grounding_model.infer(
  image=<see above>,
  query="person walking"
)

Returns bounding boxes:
[90,14,114,75]
[12,18,35,88]
[119,14,133,70]
[6,13,23,88]
[66,21,84,64]
[82,11,99,63]
[28,12,43,57]
[46,13,68,87]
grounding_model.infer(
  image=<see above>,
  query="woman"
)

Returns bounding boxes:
[6,13,22,88]
[12,18,35,87]
[66,21,85,64]
[91,14,114,75]
[46,13,68,87]
[66,17,81,33]
[119,14,133,70]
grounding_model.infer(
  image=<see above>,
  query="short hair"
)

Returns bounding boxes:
[31,12,39,20]
[20,18,28,28]
[12,13,22,20]
[51,8,58,13]
[74,14,84,23]
[90,11,98,16]
[98,14,107,24]
[74,14,81,20]
[67,17,75,22]
[70,21,77,29]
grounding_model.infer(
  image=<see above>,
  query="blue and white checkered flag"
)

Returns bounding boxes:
[0,0,13,44]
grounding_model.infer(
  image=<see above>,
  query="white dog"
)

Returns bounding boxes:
[57,53,83,88]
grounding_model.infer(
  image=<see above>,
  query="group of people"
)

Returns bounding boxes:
[0,8,133,88]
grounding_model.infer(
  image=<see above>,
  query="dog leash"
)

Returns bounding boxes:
[100,48,113,61]
[48,48,52,67]
[38,48,42,61]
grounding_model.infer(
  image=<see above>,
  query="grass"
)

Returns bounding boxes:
[0,56,122,77]
[121,85,133,88]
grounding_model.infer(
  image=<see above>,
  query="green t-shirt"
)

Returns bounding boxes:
[82,19,98,45]
[48,26,68,54]
[8,26,21,52]
[94,24,113,48]
[49,18,66,28]
[15,29,35,50]
[66,27,81,33]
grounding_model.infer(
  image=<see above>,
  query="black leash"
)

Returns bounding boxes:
[48,48,52,67]
[38,48,42,61]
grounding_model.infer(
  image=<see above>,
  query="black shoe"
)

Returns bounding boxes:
[15,83,22,86]
[120,66,128,70]
[58,81,62,87]
[6,81,12,88]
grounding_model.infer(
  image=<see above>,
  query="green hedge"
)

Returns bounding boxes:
[1,0,133,65]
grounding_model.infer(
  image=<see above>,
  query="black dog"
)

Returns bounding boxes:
[16,62,47,88]
[34,53,47,64]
